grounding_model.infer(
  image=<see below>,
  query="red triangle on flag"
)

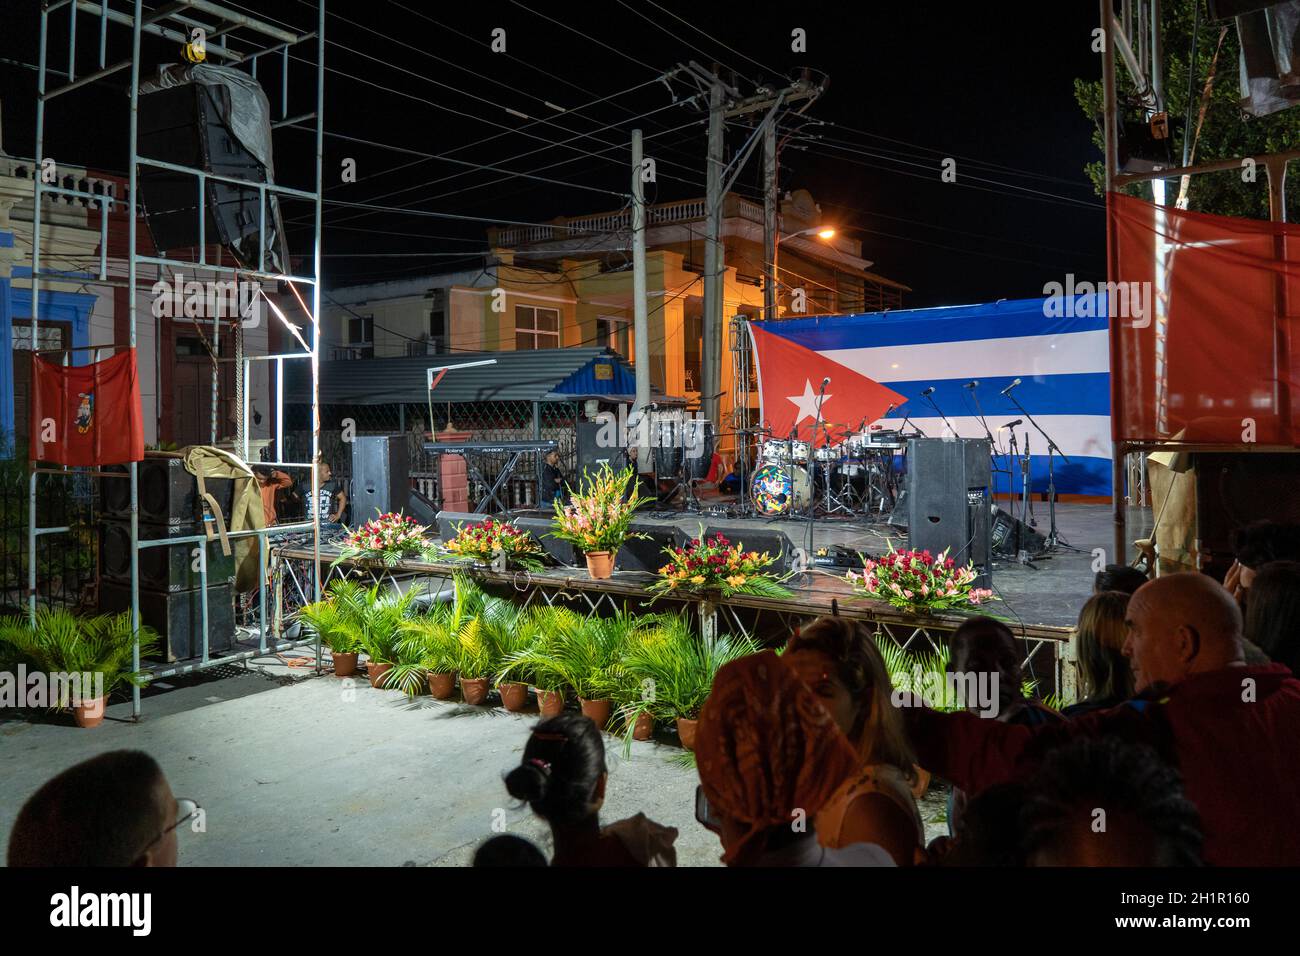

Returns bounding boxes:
[749,324,906,446]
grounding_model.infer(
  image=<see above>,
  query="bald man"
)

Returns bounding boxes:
[899,576,1300,866]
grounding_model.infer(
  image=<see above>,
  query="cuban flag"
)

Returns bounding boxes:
[748,295,1111,496]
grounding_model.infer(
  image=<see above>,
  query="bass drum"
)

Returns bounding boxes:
[750,463,811,516]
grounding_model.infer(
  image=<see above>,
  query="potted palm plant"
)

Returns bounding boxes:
[453,615,496,705]
[297,581,367,677]
[551,611,640,730]
[481,597,533,711]
[550,463,647,579]
[617,612,758,752]
[0,609,159,728]
[354,583,422,689]
[497,605,582,717]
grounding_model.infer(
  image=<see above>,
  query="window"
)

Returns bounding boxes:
[347,314,373,345]
[515,305,560,350]
[597,316,630,360]
[428,308,446,353]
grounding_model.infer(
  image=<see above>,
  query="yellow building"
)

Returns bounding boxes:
[322,190,908,456]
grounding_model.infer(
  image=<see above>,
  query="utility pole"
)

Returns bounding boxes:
[677,62,825,430]
[763,120,778,322]
[701,74,726,428]
[631,129,650,417]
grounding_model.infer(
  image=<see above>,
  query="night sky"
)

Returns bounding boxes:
[0,0,1106,307]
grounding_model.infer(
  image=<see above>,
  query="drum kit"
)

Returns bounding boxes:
[742,425,906,518]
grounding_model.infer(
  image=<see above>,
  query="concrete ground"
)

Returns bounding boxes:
[0,655,950,866]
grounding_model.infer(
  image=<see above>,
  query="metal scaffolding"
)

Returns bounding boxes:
[27,0,327,717]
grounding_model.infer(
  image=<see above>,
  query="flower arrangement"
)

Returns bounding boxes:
[845,545,995,613]
[440,518,544,572]
[333,511,435,567]
[550,463,647,556]
[648,527,793,598]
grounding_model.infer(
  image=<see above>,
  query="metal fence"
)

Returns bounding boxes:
[283,399,581,516]
[0,458,99,613]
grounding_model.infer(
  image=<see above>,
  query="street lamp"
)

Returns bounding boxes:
[767,225,837,320]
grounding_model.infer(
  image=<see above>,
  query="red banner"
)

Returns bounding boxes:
[748,323,906,446]
[29,349,144,466]
[1108,191,1300,445]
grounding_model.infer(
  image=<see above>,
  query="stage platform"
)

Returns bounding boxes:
[278,503,1151,639]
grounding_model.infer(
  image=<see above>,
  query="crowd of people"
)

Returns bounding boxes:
[9,521,1300,868]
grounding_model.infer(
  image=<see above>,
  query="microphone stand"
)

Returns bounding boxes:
[807,379,830,554]
[923,392,958,440]
[1005,389,1071,551]
[897,403,928,438]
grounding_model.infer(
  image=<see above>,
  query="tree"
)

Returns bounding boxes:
[1075,0,1300,220]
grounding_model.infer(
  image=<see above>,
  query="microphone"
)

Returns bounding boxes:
[820,376,831,389]
[920,386,936,397]
[883,402,897,416]
[1000,378,1022,396]
[963,380,979,389]
[1000,419,1023,430]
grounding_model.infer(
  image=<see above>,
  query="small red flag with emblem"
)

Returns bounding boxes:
[29,348,144,466]
[749,324,906,446]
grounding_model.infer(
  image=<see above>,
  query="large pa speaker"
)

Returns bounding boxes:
[101,459,234,532]
[137,79,276,264]
[701,525,794,575]
[575,420,621,484]
[351,435,409,522]
[906,438,992,585]
[1193,452,1300,580]
[99,581,235,663]
[617,522,687,573]
[514,515,578,567]
[101,521,236,592]
[435,510,491,543]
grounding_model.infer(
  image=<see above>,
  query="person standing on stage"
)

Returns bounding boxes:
[541,449,567,505]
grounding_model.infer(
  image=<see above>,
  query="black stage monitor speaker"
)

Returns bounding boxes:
[514,515,578,567]
[436,510,491,543]
[906,438,992,585]
[101,459,234,533]
[990,507,1047,559]
[137,80,273,261]
[701,525,795,576]
[100,581,235,663]
[617,522,687,573]
[351,435,410,522]
[407,487,440,527]
[101,521,236,592]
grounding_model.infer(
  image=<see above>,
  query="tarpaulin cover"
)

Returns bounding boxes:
[1107,191,1300,445]
[29,348,144,466]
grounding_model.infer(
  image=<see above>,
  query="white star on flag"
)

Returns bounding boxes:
[787,379,830,424]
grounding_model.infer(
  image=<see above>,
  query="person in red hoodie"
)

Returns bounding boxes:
[900,572,1300,866]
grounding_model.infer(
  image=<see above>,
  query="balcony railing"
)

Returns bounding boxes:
[492,195,762,248]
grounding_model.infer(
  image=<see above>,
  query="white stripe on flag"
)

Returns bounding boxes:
[824,329,1110,382]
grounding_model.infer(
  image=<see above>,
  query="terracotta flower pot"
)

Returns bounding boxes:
[461,676,490,705]
[331,652,359,677]
[499,681,531,712]
[584,550,614,579]
[579,697,612,729]
[676,717,699,752]
[536,688,565,718]
[73,697,107,729]
[632,711,654,741]
[428,672,456,699]
[367,661,393,689]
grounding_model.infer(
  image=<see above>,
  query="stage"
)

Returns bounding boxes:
[276,502,1152,706]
